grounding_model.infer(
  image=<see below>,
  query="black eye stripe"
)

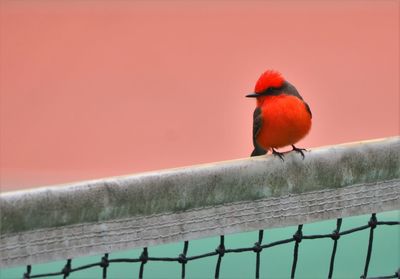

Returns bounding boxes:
[258,87,283,96]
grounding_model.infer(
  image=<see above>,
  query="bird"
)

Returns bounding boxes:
[246,70,312,160]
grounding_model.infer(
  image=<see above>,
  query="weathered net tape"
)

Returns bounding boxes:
[1,137,399,268]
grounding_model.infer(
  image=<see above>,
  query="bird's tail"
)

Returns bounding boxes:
[251,146,267,157]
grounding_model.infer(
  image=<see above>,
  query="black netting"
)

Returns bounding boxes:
[22,214,400,279]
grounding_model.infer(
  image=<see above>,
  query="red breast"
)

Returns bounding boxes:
[257,94,311,149]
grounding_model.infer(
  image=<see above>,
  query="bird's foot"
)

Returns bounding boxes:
[272,148,285,161]
[291,145,307,159]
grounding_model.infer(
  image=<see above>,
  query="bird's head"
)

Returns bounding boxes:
[246,70,285,103]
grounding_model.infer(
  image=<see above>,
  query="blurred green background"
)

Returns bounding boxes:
[1,210,399,279]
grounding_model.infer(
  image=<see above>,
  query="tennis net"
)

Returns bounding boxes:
[1,137,399,278]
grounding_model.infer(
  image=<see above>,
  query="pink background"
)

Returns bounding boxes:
[1,1,399,191]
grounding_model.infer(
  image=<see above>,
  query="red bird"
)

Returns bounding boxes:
[246,70,312,160]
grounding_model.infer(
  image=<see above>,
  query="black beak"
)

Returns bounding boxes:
[246,93,259,98]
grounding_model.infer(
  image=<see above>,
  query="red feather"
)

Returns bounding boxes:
[254,70,284,93]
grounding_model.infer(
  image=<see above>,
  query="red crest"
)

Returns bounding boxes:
[254,70,284,93]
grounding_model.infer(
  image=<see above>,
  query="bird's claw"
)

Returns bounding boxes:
[291,145,307,159]
[272,149,285,161]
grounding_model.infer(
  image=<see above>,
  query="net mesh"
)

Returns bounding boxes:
[19,213,399,279]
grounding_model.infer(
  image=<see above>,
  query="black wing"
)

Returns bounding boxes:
[251,107,267,156]
[304,102,312,118]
